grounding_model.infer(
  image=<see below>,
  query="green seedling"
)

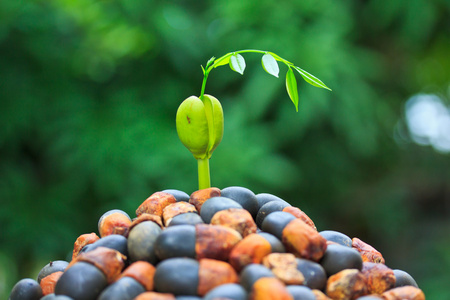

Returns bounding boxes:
[176,49,331,190]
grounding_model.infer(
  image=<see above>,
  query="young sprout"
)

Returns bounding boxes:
[176,49,331,190]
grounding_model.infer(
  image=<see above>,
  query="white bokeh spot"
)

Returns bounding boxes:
[405,94,450,153]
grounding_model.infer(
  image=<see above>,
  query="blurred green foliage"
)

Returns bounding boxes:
[1,0,449,298]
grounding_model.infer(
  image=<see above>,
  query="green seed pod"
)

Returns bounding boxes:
[176,94,224,159]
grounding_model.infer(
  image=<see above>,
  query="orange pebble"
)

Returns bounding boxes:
[250,277,293,300]
[136,192,177,217]
[198,258,239,296]
[40,271,63,295]
[189,187,221,213]
[229,234,272,272]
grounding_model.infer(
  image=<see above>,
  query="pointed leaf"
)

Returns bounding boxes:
[213,55,231,68]
[205,56,216,69]
[294,67,332,91]
[261,53,279,78]
[229,53,246,75]
[286,67,299,111]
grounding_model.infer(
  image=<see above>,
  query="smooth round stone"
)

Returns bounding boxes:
[41,294,74,300]
[203,283,247,300]
[154,257,199,296]
[154,225,196,260]
[286,285,315,300]
[261,211,296,240]
[162,189,190,202]
[319,244,363,276]
[127,221,162,264]
[295,258,327,290]
[221,186,259,219]
[255,193,288,210]
[97,277,145,300]
[255,200,291,228]
[168,213,204,226]
[257,232,286,253]
[239,264,274,291]
[200,196,243,223]
[9,278,43,300]
[393,269,419,288]
[319,230,352,247]
[37,261,69,283]
[81,234,128,257]
[55,262,107,300]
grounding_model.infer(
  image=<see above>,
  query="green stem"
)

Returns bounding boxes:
[197,157,211,190]
[193,48,329,190]
[199,69,210,100]
[197,49,280,190]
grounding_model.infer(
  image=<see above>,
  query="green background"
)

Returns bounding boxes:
[1,0,449,299]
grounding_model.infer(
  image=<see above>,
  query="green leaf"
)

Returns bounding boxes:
[205,56,216,69]
[229,53,246,75]
[261,53,279,78]
[213,55,231,68]
[294,66,332,91]
[286,67,299,111]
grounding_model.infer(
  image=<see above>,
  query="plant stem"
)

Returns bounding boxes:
[197,49,276,190]
[199,69,209,100]
[197,157,211,190]
[194,48,322,190]
[198,70,213,190]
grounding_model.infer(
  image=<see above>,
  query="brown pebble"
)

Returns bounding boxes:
[136,192,177,217]
[72,232,99,260]
[381,286,426,300]
[196,224,242,261]
[162,202,197,226]
[229,233,272,272]
[40,271,63,296]
[189,187,221,213]
[211,208,257,237]
[326,269,368,300]
[118,261,155,291]
[271,267,304,285]
[134,291,176,300]
[262,253,297,269]
[68,246,126,283]
[282,206,317,230]
[262,253,304,285]
[250,277,294,300]
[352,237,385,264]
[282,218,327,261]
[198,258,239,296]
[99,211,132,238]
[129,213,164,230]
[361,262,396,294]
[312,289,332,300]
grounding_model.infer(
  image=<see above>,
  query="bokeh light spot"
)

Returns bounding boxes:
[405,93,450,153]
